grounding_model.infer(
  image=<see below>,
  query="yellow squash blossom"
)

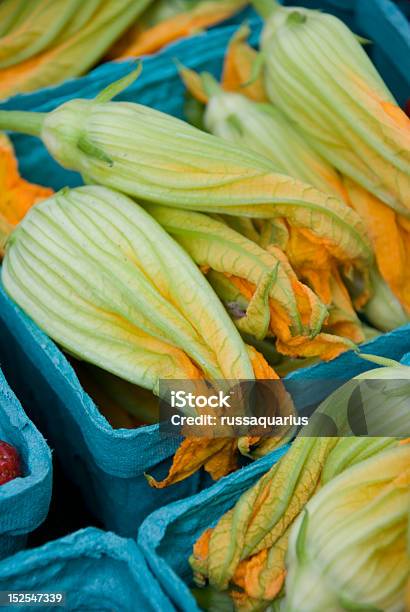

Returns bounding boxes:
[214,23,267,103]
[180,66,367,342]
[179,35,408,333]
[0,0,153,98]
[0,133,52,256]
[109,0,248,59]
[346,178,410,316]
[1,184,283,487]
[284,444,410,612]
[256,0,410,217]
[191,359,410,609]
[148,204,360,360]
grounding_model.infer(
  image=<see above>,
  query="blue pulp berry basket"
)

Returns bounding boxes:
[0,527,176,611]
[139,445,289,612]
[0,0,408,538]
[0,368,52,559]
[137,330,410,611]
[0,288,203,537]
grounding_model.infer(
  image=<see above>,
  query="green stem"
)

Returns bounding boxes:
[0,110,46,137]
[252,0,280,18]
[357,352,404,369]
[0,216,13,259]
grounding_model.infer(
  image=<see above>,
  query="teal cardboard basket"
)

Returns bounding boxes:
[138,445,289,612]
[138,330,410,611]
[0,368,52,559]
[0,286,202,538]
[0,527,176,611]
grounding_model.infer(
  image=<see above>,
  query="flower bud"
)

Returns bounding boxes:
[2,185,254,392]
[285,444,410,612]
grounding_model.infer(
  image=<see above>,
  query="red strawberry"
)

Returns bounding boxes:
[0,441,21,485]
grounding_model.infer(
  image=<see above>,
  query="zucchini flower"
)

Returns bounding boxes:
[0,68,373,290]
[181,23,267,125]
[2,184,282,487]
[361,268,409,333]
[211,19,409,328]
[180,37,408,334]
[180,66,366,343]
[0,215,12,260]
[190,356,410,609]
[0,0,153,98]
[0,133,52,257]
[108,0,248,59]
[148,204,360,360]
[2,185,253,384]
[217,24,268,103]
[183,71,347,202]
[345,178,410,318]
[284,444,410,612]
[256,0,410,218]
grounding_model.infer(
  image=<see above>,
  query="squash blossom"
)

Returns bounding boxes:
[2,185,254,384]
[2,184,283,487]
[148,204,360,361]
[183,71,347,203]
[0,69,373,289]
[180,34,409,334]
[108,0,248,59]
[256,0,410,218]
[190,358,410,609]
[216,24,269,104]
[345,178,410,318]
[223,19,410,324]
[0,0,154,98]
[0,133,52,256]
[180,67,367,343]
[284,444,410,612]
